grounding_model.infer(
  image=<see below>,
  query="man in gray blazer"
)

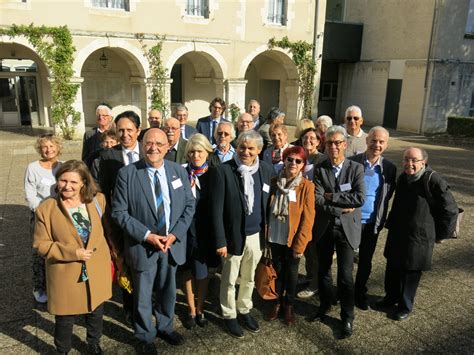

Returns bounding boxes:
[112,128,195,352]
[309,125,365,339]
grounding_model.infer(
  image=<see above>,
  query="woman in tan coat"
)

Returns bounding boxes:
[33,160,112,354]
[266,146,315,325]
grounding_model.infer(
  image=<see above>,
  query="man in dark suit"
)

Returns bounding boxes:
[348,126,397,311]
[309,125,365,339]
[81,104,113,166]
[112,128,195,352]
[195,97,229,145]
[98,110,144,325]
[175,104,197,140]
[246,99,264,130]
[164,117,187,164]
[210,130,273,338]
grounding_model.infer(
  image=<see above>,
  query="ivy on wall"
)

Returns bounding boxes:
[0,24,80,139]
[268,36,317,119]
[135,33,169,117]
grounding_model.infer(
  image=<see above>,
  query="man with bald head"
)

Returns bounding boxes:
[348,126,397,310]
[343,105,368,157]
[247,99,263,129]
[236,112,255,136]
[112,128,195,351]
[164,117,187,164]
[138,109,163,142]
[379,147,458,321]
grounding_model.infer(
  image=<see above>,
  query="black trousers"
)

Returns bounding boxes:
[318,224,355,321]
[354,223,379,300]
[270,243,300,305]
[384,260,422,313]
[54,303,104,353]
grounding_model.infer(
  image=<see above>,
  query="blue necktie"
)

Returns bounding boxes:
[211,120,217,144]
[127,151,136,165]
[154,171,167,236]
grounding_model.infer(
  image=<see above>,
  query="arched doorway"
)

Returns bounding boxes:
[0,43,49,127]
[169,51,224,121]
[80,47,147,128]
[244,50,299,124]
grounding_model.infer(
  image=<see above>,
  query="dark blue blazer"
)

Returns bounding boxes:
[182,124,197,139]
[195,116,229,144]
[111,159,195,270]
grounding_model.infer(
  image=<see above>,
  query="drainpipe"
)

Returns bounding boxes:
[420,0,439,134]
[312,0,320,118]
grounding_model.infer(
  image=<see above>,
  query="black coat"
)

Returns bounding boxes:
[384,167,458,271]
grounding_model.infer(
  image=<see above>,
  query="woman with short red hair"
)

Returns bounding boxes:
[265,146,315,325]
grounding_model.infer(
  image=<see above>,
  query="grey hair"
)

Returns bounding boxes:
[316,115,333,129]
[266,107,286,124]
[344,105,362,118]
[214,121,236,140]
[325,125,347,142]
[236,130,264,150]
[368,126,390,138]
[96,104,112,116]
[174,104,188,113]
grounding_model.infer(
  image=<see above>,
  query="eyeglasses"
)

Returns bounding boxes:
[286,157,303,164]
[212,106,223,110]
[148,116,160,120]
[346,116,360,121]
[326,140,345,147]
[403,158,424,163]
[217,131,230,137]
[144,142,167,149]
[164,126,180,131]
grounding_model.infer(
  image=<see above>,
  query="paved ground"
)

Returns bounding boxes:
[0,127,473,354]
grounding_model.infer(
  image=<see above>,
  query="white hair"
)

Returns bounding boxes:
[344,105,362,118]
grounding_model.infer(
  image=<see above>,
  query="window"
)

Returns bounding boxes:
[469,92,474,116]
[268,0,287,25]
[186,0,209,18]
[171,64,183,104]
[466,0,474,36]
[92,0,129,11]
[320,82,338,101]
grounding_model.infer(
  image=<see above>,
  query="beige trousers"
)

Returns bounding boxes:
[220,232,262,319]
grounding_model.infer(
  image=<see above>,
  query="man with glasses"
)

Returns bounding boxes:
[164,117,187,164]
[174,104,197,140]
[309,125,365,339]
[214,121,236,163]
[139,109,163,142]
[343,105,368,157]
[82,104,114,167]
[235,112,255,136]
[196,97,229,145]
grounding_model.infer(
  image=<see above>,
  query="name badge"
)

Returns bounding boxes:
[262,183,270,193]
[289,190,297,202]
[171,178,183,190]
[340,183,352,192]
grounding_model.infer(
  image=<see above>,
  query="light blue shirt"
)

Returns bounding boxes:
[332,160,345,179]
[215,145,235,162]
[144,163,171,240]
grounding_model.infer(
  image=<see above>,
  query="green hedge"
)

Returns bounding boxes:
[447,116,474,137]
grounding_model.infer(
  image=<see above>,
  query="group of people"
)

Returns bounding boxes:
[25,100,459,354]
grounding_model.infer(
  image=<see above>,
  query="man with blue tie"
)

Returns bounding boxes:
[196,97,229,145]
[112,128,195,352]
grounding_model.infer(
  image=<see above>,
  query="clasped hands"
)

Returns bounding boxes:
[146,233,176,252]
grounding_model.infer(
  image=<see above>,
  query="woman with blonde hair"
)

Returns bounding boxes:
[24,134,63,303]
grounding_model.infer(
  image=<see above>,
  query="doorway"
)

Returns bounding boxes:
[0,75,39,127]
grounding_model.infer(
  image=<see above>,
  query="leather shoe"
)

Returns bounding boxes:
[224,318,244,338]
[341,320,353,339]
[86,343,102,354]
[394,311,410,321]
[307,306,330,322]
[195,313,209,327]
[239,313,260,333]
[156,331,184,346]
[182,314,196,329]
[284,304,296,326]
[266,303,281,321]
[355,297,370,311]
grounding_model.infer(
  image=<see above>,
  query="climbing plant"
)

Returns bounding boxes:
[135,33,169,117]
[0,24,80,139]
[268,36,316,119]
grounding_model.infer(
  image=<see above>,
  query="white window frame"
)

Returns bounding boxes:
[321,82,338,101]
[186,0,209,18]
[267,0,287,26]
[91,0,130,11]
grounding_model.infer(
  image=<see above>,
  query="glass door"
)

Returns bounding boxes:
[0,77,20,126]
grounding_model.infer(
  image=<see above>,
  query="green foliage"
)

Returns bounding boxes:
[136,33,169,116]
[0,24,80,139]
[268,36,316,119]
[447,116,474,137]
[229,103,241,123]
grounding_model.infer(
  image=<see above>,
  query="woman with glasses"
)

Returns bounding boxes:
[181,133,220,329]
[265,146,315,325]
[24,134,63,303]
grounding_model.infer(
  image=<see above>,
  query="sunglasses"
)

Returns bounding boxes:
[346,116,360,121]
[326,140,345,147]
[286,157,303,164]
[217,131,230,136]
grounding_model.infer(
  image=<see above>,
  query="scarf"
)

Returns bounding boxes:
[405,166,426,183]
[234,154,259,215]
[272,170,302,222]
[188,162,209,188]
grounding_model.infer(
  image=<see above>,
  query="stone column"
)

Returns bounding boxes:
[70,76,85,139]
[224,79,248,120]
[284,79,300,126]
